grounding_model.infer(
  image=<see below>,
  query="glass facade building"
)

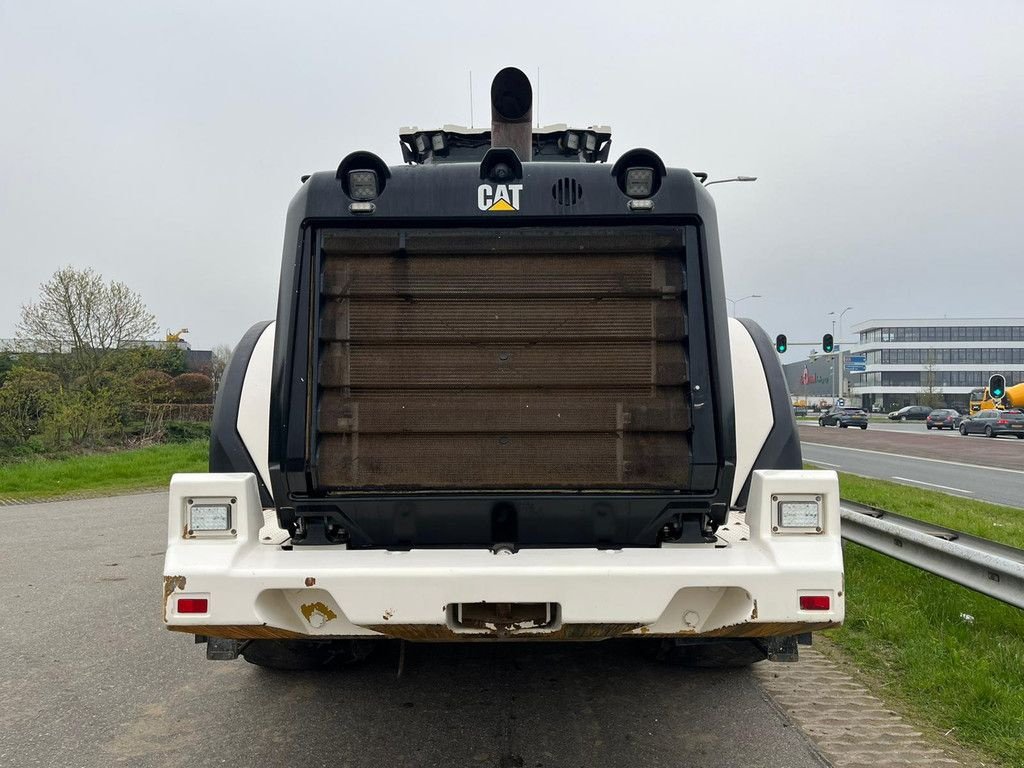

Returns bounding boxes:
[848,318,1024,411]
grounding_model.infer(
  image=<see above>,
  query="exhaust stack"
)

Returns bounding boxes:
[490,67,533,161]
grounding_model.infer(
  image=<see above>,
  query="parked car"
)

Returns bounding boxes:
[888,405,932,422]
[925,408,962,430]
[819,406,869,429]
[959,409,1024,438]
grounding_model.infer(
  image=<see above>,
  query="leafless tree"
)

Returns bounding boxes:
[17,266,158,389]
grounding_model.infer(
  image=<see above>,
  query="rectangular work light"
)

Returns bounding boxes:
[775,496,823,533]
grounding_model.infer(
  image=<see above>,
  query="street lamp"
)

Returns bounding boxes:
[727,293,762,317]
[705,176,758,187]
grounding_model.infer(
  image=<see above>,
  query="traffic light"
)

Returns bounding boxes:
[990,374,1006,400]
[775,334,788,354]
[822,333,834,353]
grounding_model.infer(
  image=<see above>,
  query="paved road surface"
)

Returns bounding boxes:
[0,493,830,768]
[801,425,1024,507]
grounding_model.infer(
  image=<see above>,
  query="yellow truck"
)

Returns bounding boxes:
[970,382,1024,412]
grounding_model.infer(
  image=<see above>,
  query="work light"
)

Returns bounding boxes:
[774,495,823,533]
[625,167,655,198]
[348,170,379,201]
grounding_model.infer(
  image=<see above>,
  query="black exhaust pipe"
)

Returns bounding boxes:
[490,67,533,161]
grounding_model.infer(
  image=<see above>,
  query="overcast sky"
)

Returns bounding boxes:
[2,2,1022,356]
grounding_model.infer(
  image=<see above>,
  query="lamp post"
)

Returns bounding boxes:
[727,293,762,318]
[829,306,853,399]
[705,175,758,187]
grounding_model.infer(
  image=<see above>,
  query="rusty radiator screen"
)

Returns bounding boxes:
[314,226,691,491]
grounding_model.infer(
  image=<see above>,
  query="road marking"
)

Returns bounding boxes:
[891,476,974,495]
[809,460,841,468]
[801,442,1024,476]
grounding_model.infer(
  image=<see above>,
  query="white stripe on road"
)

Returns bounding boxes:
[809,460,841,468]
[890,476,974,495]
[801,442,1024,475]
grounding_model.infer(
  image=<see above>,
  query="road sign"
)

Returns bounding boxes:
[845,364,866,372]
[848,354,866,364]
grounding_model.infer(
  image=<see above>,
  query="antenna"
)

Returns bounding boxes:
[469,70,474,129]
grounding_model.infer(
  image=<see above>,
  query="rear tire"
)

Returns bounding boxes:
[860,425,867,430]
[241,639,373,671]
[818,419,825,427]
[926,425,933,430]
[840,423,847,428]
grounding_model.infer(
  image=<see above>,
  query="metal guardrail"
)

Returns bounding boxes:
[840,499,1024,609]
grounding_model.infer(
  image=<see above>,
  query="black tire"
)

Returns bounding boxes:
[818,419,825,427]
[900,416,907,422]
[241,639,372,671]
[985,425,995,438]
[839,423,847,428]
[959,424,968,436]
[926,425,932,430]
[860,425,867,430]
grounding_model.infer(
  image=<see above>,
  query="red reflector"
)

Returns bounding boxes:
[799,595,831,611]
[177,598,208,614]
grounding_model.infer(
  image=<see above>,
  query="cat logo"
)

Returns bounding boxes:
[477,183,523,212]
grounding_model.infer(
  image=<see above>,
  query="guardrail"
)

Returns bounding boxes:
[840,499,1024,609]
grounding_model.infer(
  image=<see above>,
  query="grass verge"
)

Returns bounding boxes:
[825,471,1024,767]
[0,441,208,501]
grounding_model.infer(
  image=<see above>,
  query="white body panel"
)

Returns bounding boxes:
[235,323,275,497]
[728,318,774,505]
[164,470,844,640]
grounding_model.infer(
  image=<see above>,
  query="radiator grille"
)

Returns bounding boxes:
[315,226,691,491]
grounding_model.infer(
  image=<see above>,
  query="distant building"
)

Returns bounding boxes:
[848,318,1024,412]
[783,353,842,408]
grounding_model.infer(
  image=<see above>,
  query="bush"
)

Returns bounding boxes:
[0,367,61,445]
[163,420,211,443]
[132,369,174,403]
[172,372,214,404]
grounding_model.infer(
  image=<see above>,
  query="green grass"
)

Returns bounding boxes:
[824,471,1024,767]
[0,440,208,501]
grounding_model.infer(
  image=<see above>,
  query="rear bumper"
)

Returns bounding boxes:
[163,470,844,641]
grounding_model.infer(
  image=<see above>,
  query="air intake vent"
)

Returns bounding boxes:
[552,178,583,206]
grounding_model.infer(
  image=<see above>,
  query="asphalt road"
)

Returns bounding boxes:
[802,432,1024,508]
[0,493,830,768]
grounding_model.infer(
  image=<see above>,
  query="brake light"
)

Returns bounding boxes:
[177,598,209,614]
[799,595,831,611]
[997,420,1009,425]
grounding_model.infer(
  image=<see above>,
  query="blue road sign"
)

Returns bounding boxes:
[845,364,866,372]
[848,354,866,364]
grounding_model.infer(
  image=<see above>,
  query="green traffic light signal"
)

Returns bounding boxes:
[775,334,788,354]
[990,374,1006,400]
[822,333,834,353]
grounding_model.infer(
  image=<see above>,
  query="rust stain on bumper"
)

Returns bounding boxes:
[162,575,186,620]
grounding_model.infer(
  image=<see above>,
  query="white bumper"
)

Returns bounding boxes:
[163,470,844,641]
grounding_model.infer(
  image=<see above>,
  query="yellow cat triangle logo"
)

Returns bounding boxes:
[477,183,523,211]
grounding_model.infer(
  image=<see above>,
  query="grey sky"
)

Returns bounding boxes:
[2,2,1022,354]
